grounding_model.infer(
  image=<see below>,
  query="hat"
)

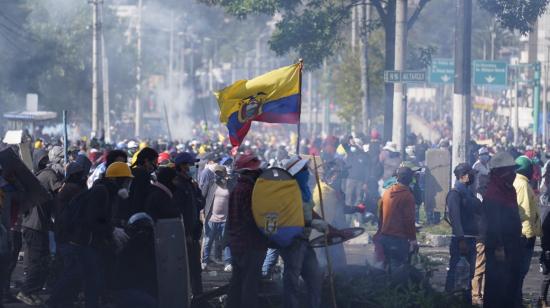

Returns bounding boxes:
[515,155,533,173]
[128,212,153,226]
[174,152,199,165]
[454,163,473,178]
[283,156,310,176]
[127,140,138,149]
[383,141,398,153]
[234,154,261,171]
[213,165,227,174]
[478,147,490,156]
[489,152,516,170]
[396,167,414,182]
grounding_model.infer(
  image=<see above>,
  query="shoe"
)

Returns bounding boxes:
[201,263,208,271]
[16,292,40,306]
[224,264,233,272]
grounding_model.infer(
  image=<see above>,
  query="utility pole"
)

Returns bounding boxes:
[544,44,550,144]
[134,0,143,138]
[514,67,519,145]
[307,72,313,138]
[360,0,370,135]
[90,0,103,138]
[392,0,407,157]
[99,2,110,143]
[322,59,330,136]
[534,62,541,146]
[452,0,472,169]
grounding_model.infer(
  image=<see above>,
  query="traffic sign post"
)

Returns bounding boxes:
[429,58,454,84]
[473,60,507,86]
[384,70,426,83]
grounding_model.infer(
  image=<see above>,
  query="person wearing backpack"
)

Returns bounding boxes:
[45,162,132,308]
[444,163,481,304]
[226,154,267,308]
[18,146,64,306]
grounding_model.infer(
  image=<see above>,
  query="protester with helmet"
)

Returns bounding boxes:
[46,162,133,308]
[226,154,267,308]
[514,155,542,301]
[172,152,204,296]
[482,152,523,308]
[280,155,326,308]
[113,213,157,308]
[127,147,158,219]
[87,149,128,188]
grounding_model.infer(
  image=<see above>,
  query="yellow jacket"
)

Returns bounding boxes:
[514,174,542,238]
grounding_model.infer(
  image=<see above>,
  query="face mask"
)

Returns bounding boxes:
[479,155,490,164]
[118,188,130,199]
[187,166,197,178]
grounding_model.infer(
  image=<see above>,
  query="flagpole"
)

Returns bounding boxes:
[296,59,304,155]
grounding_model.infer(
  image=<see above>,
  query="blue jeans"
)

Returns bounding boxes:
[202,221,231,265]
[379,234,410,271]
[226,249,266,308]
[519,237,536,300]
[444,237,476,303]
[46,243,82,307]
[280,239,322,308]
[262,248,280,275]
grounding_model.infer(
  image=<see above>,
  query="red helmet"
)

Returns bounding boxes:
[157,152,171,165]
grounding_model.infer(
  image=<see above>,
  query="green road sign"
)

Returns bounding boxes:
[384,70,426,83]
[473,60,507,86]
[384,70,401,82]
[429,58,454,84]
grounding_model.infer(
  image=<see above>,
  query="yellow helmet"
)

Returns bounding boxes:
[34,140,43,149]
[105,162,134,178]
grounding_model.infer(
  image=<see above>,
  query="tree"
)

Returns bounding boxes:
[479,0,549,34]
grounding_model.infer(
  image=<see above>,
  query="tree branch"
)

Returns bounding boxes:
[407,0,429,30]
[371,0,388,24]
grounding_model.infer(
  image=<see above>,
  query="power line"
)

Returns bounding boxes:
[0,26,29,54]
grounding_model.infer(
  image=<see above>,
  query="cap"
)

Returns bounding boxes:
[454,163,473,178]
[489,152,516,170]
[128,212,153,226]
[396,167,414,181]
[158,152,171,165]
[174,152,199,165]
[282,156,310,176]
[234,154,261,171]
[478,147,490,156]
[383,142,398,153]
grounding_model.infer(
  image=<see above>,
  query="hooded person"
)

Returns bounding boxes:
[172,152,204,296]
[46,161,132,308]
[144,166,179,221]
[473,147,491,200]
[18,146,65,306]
[514,155,542,301]
[226,154,267,308]
[482,152,523,308]
[444,163,481,304]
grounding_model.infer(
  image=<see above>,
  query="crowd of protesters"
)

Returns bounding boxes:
[2,123,550,308]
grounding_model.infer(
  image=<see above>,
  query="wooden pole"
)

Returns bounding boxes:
[296,59,304,155]
[312,156,338,308]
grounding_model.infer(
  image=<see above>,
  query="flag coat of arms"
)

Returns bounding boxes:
[215,62,302,147]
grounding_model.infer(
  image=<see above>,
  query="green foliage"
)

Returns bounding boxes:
[479,0,549,34]
[270,3,345,68]
[333,49,362,128]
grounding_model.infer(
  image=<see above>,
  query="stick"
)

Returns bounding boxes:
[296,59,304,155]
[312,156,338,308]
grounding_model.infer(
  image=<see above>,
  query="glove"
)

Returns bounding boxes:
[356,204,366,214]
[113,227,129,250]
[310,219,329,233]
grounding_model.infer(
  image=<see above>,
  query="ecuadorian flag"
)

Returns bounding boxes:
[215,62,302,147]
